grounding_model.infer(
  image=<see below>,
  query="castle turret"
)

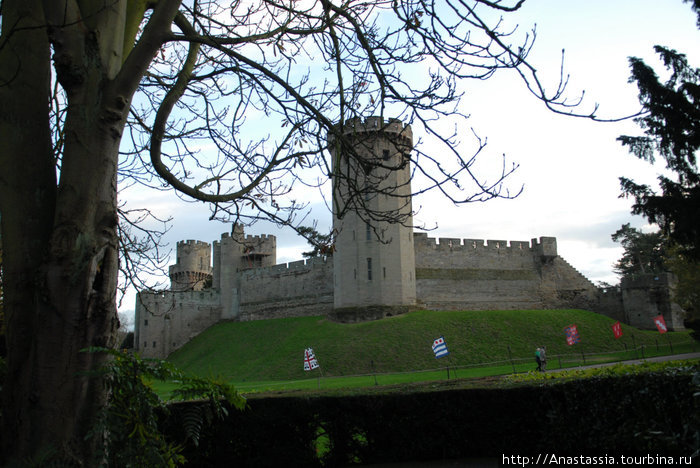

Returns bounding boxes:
[169,240,213,291]
[213,223,277,319]
[329,117,416,318]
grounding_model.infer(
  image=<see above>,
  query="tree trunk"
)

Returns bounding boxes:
[1,1,125,463]
[0,0,184,462]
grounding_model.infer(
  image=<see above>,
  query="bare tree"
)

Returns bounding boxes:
[0,0,604,464]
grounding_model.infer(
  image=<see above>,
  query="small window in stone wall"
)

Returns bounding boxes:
[144,319,148,326]
[383,267,386,279]
[366,223,371,241]
[153,341,156,348]
[354,268,356,279]
[367,258,373,281]
[382,149,390,160]
[144,342,147,348]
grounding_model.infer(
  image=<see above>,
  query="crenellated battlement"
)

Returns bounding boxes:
[414,232,555,254]
[328,116,413,145]
[177,239,210,247]
[216,231,276,244]
[244,234,275,242]
[138,288,220,304]
[219,232,275,241]
[239,256,331,279]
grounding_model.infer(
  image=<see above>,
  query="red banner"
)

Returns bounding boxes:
[653,315,668,334]
[612,321,623,339]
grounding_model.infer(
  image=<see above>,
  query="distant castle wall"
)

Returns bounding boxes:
[134,231,686,360]
[413,234,599,311]
[237,257,334,321]
[135,289,221,359]
[621,273,686,330]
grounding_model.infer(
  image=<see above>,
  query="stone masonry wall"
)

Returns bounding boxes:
[413,234,599,311]
[539,257,600,310]
[622,273,685,331]
[414,234,541,309]
[135,289,222,358]
[237,256,334,321]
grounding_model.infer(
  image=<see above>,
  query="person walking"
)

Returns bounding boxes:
[535,347,542,372]
[540,345,547,371]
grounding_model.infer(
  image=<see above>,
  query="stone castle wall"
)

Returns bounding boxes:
[621,273,686,330]
[413,234,599,311]
[237,256,334,321]
[135,289,221,358]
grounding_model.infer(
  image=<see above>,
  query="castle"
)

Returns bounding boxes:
[135,117,685,359]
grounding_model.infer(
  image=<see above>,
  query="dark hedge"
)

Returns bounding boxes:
[161,370,698,467]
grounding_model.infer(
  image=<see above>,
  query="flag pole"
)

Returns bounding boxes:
[507,345,516,373]
[318,358,324,390]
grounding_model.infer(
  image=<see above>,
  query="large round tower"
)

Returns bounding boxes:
[169,240,213,291]
[329,116,416,320]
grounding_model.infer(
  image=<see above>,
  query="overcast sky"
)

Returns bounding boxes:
[119,0,700,313]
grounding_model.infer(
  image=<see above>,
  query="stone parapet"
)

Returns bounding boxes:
[238,256,331,278]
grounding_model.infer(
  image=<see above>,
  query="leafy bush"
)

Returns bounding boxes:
[161,363,698,466]
[85,348,245,467]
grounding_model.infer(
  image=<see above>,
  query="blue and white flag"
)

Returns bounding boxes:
[432,336,449,358]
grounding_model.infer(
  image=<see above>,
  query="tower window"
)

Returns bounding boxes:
[382,149,390,160]
[354,268,356,279]
[366,223,371,241]
[153,341,156,348]
[367,258,373,281]
[144,319,148,326]
[383,267,386,279]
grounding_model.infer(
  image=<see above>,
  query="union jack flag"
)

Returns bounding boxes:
[303,348,320,371]
[564,324,580,346]
[432,336,449,358]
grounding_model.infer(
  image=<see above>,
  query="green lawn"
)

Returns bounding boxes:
[165,309,694,390]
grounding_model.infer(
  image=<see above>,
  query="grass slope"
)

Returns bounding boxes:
[167,309,693,382]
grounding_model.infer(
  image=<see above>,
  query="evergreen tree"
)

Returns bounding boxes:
[617,3,700,259]
[298,226,335,259]
[616,0,700,338]
[610,224,667,278]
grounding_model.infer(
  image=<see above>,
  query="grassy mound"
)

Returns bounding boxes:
[167,309,692,382]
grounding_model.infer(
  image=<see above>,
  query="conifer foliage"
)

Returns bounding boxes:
[616,0,700,338]
[617,3,700,259]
